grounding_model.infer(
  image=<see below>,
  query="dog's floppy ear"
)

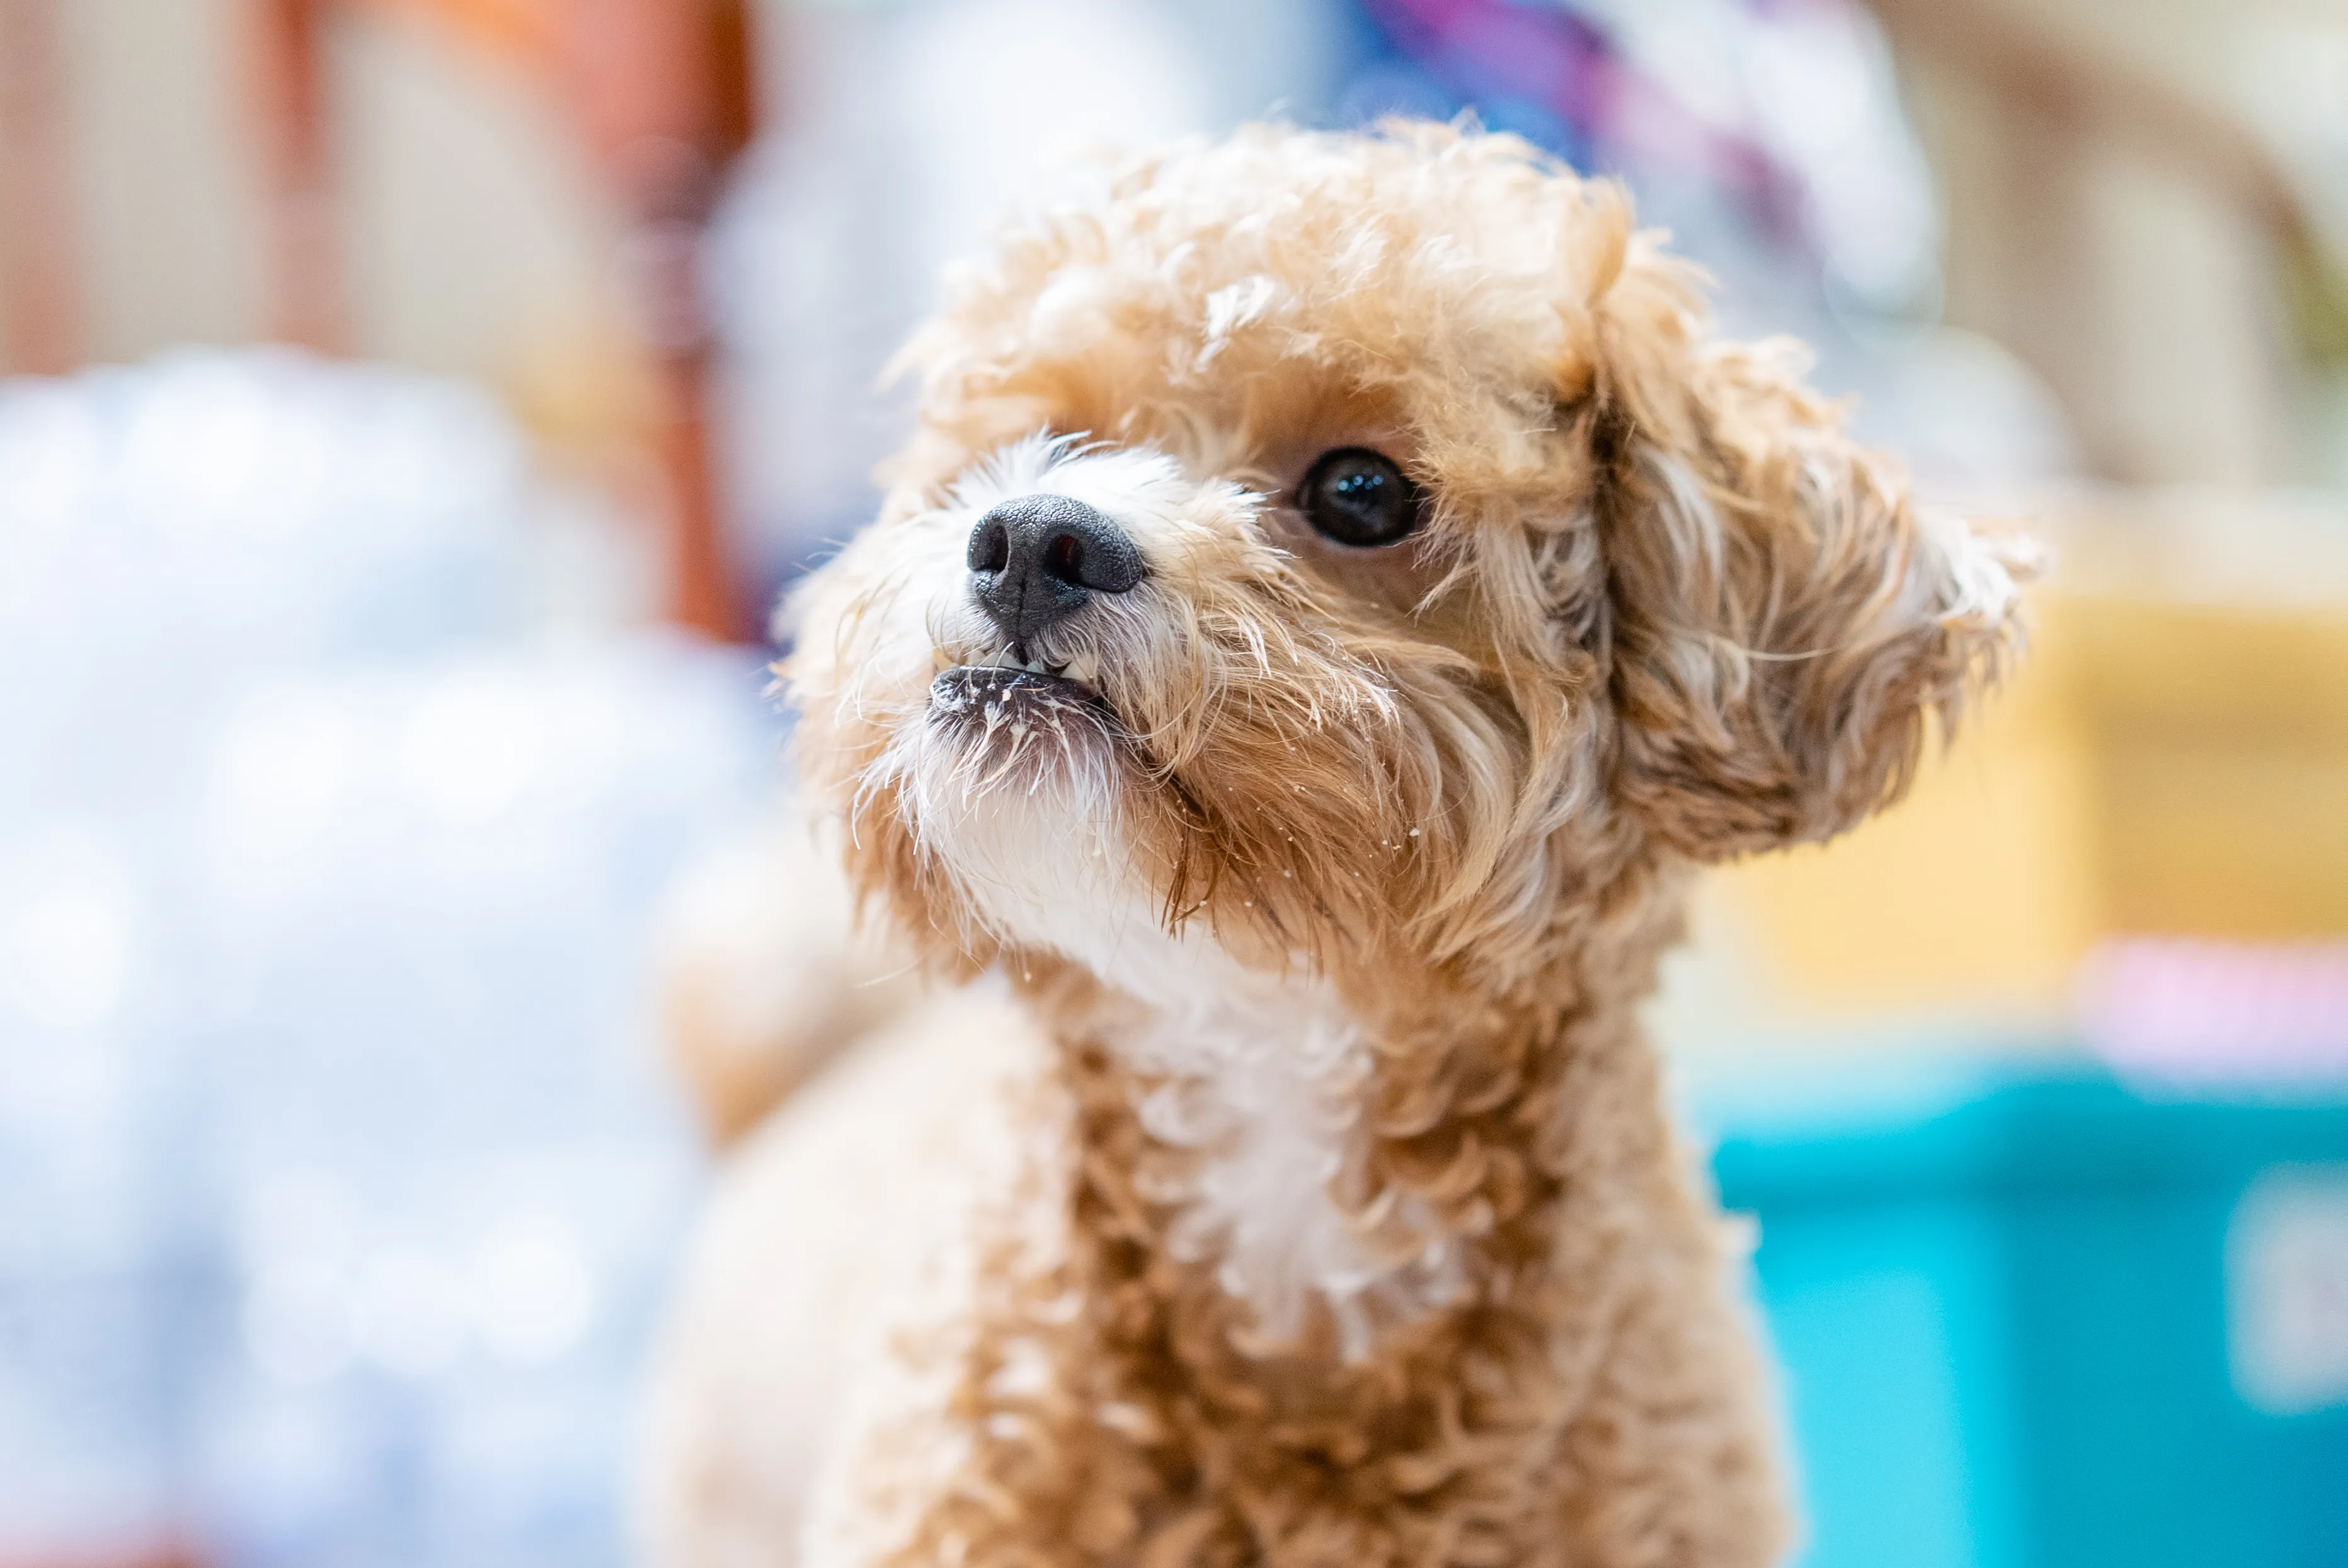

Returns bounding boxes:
[1590,268,2036,861]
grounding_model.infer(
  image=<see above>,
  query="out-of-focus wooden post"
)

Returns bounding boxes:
[0,0,83,374]
[554,0,758,642]
[249,0,347,352]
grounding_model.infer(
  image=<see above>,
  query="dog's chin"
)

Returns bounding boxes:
[911,663,1164,970]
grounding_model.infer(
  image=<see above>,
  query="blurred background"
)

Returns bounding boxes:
[3,1,2348,1565]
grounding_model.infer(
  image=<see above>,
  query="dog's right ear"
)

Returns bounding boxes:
[1579,232,2037,862]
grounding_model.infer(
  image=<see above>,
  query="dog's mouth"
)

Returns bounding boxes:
[929,662,1114,730]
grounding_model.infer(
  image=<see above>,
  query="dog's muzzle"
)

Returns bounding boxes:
[966,494,1143,655]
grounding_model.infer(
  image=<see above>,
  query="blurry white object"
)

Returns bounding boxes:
[1855,327,2080,492]
[2235,18,2348,488]
[2236,19,2348,249]
[1574,0,1942,321]
[2230,1169,2348,1416]
[0,351,777,1567]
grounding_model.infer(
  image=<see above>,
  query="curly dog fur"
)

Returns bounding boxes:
[641,122,2033,1568]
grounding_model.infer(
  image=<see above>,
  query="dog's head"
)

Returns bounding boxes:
[786,123,2032,1005]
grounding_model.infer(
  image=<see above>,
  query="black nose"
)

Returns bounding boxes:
[966,494,1144,651]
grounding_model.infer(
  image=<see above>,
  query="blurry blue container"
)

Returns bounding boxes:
[1701,1060,2348,1568]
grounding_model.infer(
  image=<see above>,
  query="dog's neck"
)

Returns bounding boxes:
[1009,899,1673,1363]
[1097,953,1460,1356]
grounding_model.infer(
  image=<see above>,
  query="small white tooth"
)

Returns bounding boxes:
[1065,652,1097,685]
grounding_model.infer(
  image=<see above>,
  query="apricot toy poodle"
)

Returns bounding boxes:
[641,120,2033,1568]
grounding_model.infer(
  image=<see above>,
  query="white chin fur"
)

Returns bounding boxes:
[895,697,1138,968]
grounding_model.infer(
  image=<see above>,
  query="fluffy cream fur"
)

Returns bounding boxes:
[641,121,2034,1568]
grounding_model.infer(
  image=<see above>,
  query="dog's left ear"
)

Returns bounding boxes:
[1593,290,2037,861]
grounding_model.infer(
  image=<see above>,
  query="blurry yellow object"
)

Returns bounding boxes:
[1702,488,2348,1024]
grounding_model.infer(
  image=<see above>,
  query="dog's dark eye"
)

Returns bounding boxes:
[1298,448,1426,548]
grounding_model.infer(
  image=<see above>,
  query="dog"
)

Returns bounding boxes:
[640,121,2032,1568]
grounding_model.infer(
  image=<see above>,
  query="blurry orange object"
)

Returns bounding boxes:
[0,0,83,374]
[245,0,346,353]
[377,0,558,59]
